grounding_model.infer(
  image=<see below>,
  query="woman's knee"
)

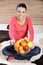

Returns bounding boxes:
[2,45,11,55]
[2,47,7,55]
[35,46,41,55]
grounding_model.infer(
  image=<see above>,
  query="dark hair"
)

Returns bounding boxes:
[16,3,27,10]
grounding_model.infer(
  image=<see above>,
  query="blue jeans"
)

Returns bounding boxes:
[2,45,41,60]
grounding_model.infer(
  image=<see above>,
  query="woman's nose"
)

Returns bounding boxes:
[19,13,23,16]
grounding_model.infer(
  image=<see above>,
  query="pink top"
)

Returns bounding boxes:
[9,17,34,42]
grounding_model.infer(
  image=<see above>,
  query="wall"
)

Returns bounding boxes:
[0,0,43,25]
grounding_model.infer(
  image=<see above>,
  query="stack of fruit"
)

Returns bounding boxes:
[14,37,33,55]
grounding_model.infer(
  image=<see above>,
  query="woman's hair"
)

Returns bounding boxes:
[16,3,27,10]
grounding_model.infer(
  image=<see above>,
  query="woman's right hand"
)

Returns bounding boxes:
[10,39,15,45]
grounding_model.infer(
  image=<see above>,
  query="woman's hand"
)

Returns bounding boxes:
[31,43,35,49]
[10,39,15,45]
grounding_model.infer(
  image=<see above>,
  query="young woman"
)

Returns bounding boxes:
[2,3,41,61]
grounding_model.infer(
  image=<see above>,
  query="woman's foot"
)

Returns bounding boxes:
[7,56,14,61]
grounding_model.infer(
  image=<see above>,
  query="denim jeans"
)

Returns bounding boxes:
[2,45,41,60]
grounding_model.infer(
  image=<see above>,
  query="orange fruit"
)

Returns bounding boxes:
[20,40,27,47]
[14,43,20,48]
[15,47,19,52]
[19,49,25,54]
[18,46,23,50]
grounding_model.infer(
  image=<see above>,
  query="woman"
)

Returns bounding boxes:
[2,3,41,61]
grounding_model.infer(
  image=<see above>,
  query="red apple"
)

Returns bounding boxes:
[23,45,29,51]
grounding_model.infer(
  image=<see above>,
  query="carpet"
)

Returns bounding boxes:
[0,55,43,65]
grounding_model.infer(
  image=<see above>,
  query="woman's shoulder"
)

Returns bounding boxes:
[9,16,17,24]
[26,17,31,21]
[10,16,16,20]
[26,17,32,24]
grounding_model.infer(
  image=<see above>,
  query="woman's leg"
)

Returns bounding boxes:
[2,45,26,60]
[2,46,41,60]
[25,46,41,60]
[13,46,41,60]
[2,45,17,57]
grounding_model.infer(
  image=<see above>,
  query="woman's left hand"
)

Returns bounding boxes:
[31,43,35,49]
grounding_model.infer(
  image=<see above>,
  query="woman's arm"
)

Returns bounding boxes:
[9,17,15,40]
[9,17,16,45]
[27,18,34,42]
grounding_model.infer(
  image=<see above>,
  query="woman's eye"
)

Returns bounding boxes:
[23,11,25,13]
[18,11,20,13]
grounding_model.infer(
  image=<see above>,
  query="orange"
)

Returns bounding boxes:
[18,46,23,50]
[19,49,25,54]
[15,47,19,52]
[20,40,27,47]
[14,43,20,48]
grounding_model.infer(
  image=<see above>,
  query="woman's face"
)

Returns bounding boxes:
[16,7,27,20]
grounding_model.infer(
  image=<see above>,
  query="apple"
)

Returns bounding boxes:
[28,41,33,48]
[23,45,29,51]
